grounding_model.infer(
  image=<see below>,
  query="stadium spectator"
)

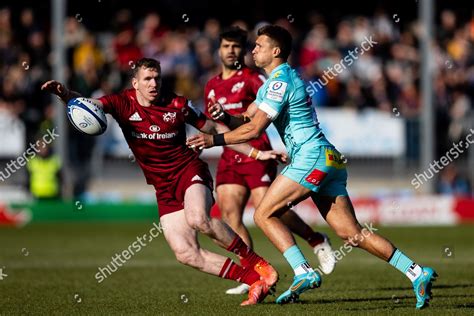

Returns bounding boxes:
[26,140,61,200]
[436,164,472,197]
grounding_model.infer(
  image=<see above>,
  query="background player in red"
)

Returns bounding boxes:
[41,58,284,305]
[204,27,336,295]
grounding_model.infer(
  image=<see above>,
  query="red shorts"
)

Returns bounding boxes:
[152,159,214,217]
[215,159,277,190]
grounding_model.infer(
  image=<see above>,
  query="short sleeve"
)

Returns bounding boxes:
[255,79,289,120]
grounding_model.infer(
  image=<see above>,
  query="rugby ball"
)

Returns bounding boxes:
[67,97,107,135]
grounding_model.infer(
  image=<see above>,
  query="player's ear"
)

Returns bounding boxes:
[132,77,138,90]
[273,46,281,58]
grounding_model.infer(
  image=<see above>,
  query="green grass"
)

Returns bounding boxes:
[1,223,473,315]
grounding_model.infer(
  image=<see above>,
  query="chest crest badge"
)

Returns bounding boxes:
[163,112,177,123]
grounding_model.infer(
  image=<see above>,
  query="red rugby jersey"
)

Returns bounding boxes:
[99,89,207,183]
[204,67,272,164]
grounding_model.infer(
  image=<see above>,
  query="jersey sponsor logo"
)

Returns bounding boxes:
[261,174,271,182]
[325,148,346,169]
[222,102,243,110]
[191,175,203,182]
[305,168,327,186]
[207,89,215,99]
[272,81,283,90]
[265,81,287,102]
[163,112,176,123]
[149,125,160,132]
[231,81,245,93]
[129,112,142,121]
[131,131,177,140]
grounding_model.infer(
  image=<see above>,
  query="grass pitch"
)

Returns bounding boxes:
[1,223,473,315]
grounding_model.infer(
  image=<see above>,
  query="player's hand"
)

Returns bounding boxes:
[189,146,203,154]
[186,133,214,149]
[41,80,68,98]
[41,80,66,95]
[208,96,225,121]
[258,150,288,163]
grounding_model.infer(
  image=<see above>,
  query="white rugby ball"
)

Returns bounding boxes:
[67,97,107,135]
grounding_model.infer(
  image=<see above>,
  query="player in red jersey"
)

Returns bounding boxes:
[204,27,336,294]
[41,58,284,305]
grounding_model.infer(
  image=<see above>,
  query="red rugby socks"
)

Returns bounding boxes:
[226,236,263,268]
[218,258,260,285]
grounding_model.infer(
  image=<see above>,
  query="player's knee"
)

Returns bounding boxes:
[253,210,265,228]
[221,207,242,225]
[336,227,363,246]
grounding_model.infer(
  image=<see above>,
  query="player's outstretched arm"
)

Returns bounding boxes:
[41,80,104,109]
[214,121,286,162]
[187,108,271,148]
[41,80,81,103]
[192,117,254,155]
[207,97,257,130]
[189,116,286,163]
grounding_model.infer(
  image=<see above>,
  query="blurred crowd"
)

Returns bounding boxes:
[0,7,473,197]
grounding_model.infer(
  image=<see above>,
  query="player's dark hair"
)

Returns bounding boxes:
[257,25,292,60]
[219,26,247,48]
[133,58,161,77]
